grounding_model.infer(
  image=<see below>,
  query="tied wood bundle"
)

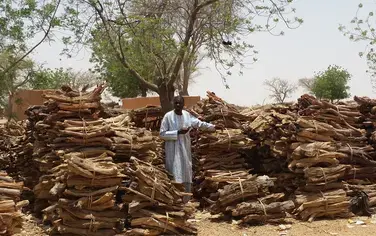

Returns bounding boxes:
[209,175,295,224]
[189,91,251,130]
[104,114,158,163]
[193,129,254,202]
[0,171,29,235]
[298,94,363,129]
[31,85,106,175]
[122,157,197,235]
[130,106,164,131]
[289,142,376,175]
[43,151,126,236]
[293,189,352,222]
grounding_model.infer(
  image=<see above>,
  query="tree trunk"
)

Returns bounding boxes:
[141,87,147,97]
[181,59,190,96]
[158,82,175,114]
[6,92,14,120]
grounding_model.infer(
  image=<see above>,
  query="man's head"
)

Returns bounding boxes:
[173,95,185,114]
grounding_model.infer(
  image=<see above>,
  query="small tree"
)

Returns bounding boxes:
[298,77,316,93]
[311,65,351,102]
[264,78,297,103]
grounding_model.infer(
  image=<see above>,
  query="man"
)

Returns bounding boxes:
[160,95,217,203]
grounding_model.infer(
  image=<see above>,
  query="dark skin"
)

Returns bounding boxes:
[173,97,222,134]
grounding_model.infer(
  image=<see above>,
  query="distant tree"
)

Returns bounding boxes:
[30,67,98,91]
[311,65,351,102]
[298,77,316,93]
[264,78,297,103]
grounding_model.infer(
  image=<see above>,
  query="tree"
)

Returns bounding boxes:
[339,2,376,90]
[29,67,98,90]
[0,0,63,77]
[0,52,36,117]
[298,77,315,93]
[61,0,302,113]
[311,65,351,102]
[264,77,297,103]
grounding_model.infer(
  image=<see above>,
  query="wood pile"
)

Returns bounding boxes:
[122,157,197,235]
[29,85,129,235]
[209,175,295,224]
[190,91,251,129]
[130,106,164,131]
[0,171,29,235]
[193,93,376,224]
[191,93,254,206]
[104,114,158,163]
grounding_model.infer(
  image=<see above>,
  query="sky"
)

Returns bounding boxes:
[30,0,376,106]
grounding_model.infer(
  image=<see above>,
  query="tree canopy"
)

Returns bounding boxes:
[60,0,302,112]
[311,65,351,102]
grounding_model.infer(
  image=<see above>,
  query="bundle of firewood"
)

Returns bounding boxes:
[0,171,29,235]
[293,189,352,221]
[298,94,363,129]
[130,106,164,130]
[189,91,250,130]
[31,85,127,236]
[208,175,294,224]
[46,150,126,236]
[122,157,197,235]
[193,129,254,203]
[104,114,158,162]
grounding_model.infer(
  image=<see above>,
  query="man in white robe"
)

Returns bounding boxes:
[160,95,217,202]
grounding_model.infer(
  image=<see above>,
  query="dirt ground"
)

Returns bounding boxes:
[12,212,376,236]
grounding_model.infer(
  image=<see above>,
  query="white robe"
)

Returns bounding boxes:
[160,110,215,183]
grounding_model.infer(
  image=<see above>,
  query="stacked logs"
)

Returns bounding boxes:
[122,157,197,235]
[105,114,158,163]
[191,93,254,204]
[190,91,251,129]
[0,171,29,235]
[31,85,128,235]
[209,175,295,224]
[130,106,164,131]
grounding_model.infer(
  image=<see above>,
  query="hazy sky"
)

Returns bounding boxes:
[30,0,375,106]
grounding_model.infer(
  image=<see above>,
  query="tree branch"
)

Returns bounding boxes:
[91,1,159,92]
[1,0,62,76]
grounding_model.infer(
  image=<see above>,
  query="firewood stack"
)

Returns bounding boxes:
[0,171,29,235]
[122,157,197,235]
[190,91,251,129]
[209,175,295,224]
[104,114,158,163]
[29,85,128,235]
[190,92,254,205]
[298,94,363,129]
[130,106,164,131]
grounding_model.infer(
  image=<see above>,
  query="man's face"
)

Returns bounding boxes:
[174,98,184,112]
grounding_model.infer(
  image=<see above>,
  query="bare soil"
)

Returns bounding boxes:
[13,212,376,236]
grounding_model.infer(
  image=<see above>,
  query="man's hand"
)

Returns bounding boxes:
[178,127,190,134]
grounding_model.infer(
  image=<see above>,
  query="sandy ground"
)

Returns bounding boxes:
[195,212,376,236]
[12,212,376,236]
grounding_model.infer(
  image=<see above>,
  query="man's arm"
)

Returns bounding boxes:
[190,114,216,131]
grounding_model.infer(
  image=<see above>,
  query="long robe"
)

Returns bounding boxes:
[160,110,215,183]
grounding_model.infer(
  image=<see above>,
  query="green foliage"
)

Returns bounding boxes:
[28,67,71,89]
[339,2,376,81]
[60,0,302,95]
[311,65,351,101]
